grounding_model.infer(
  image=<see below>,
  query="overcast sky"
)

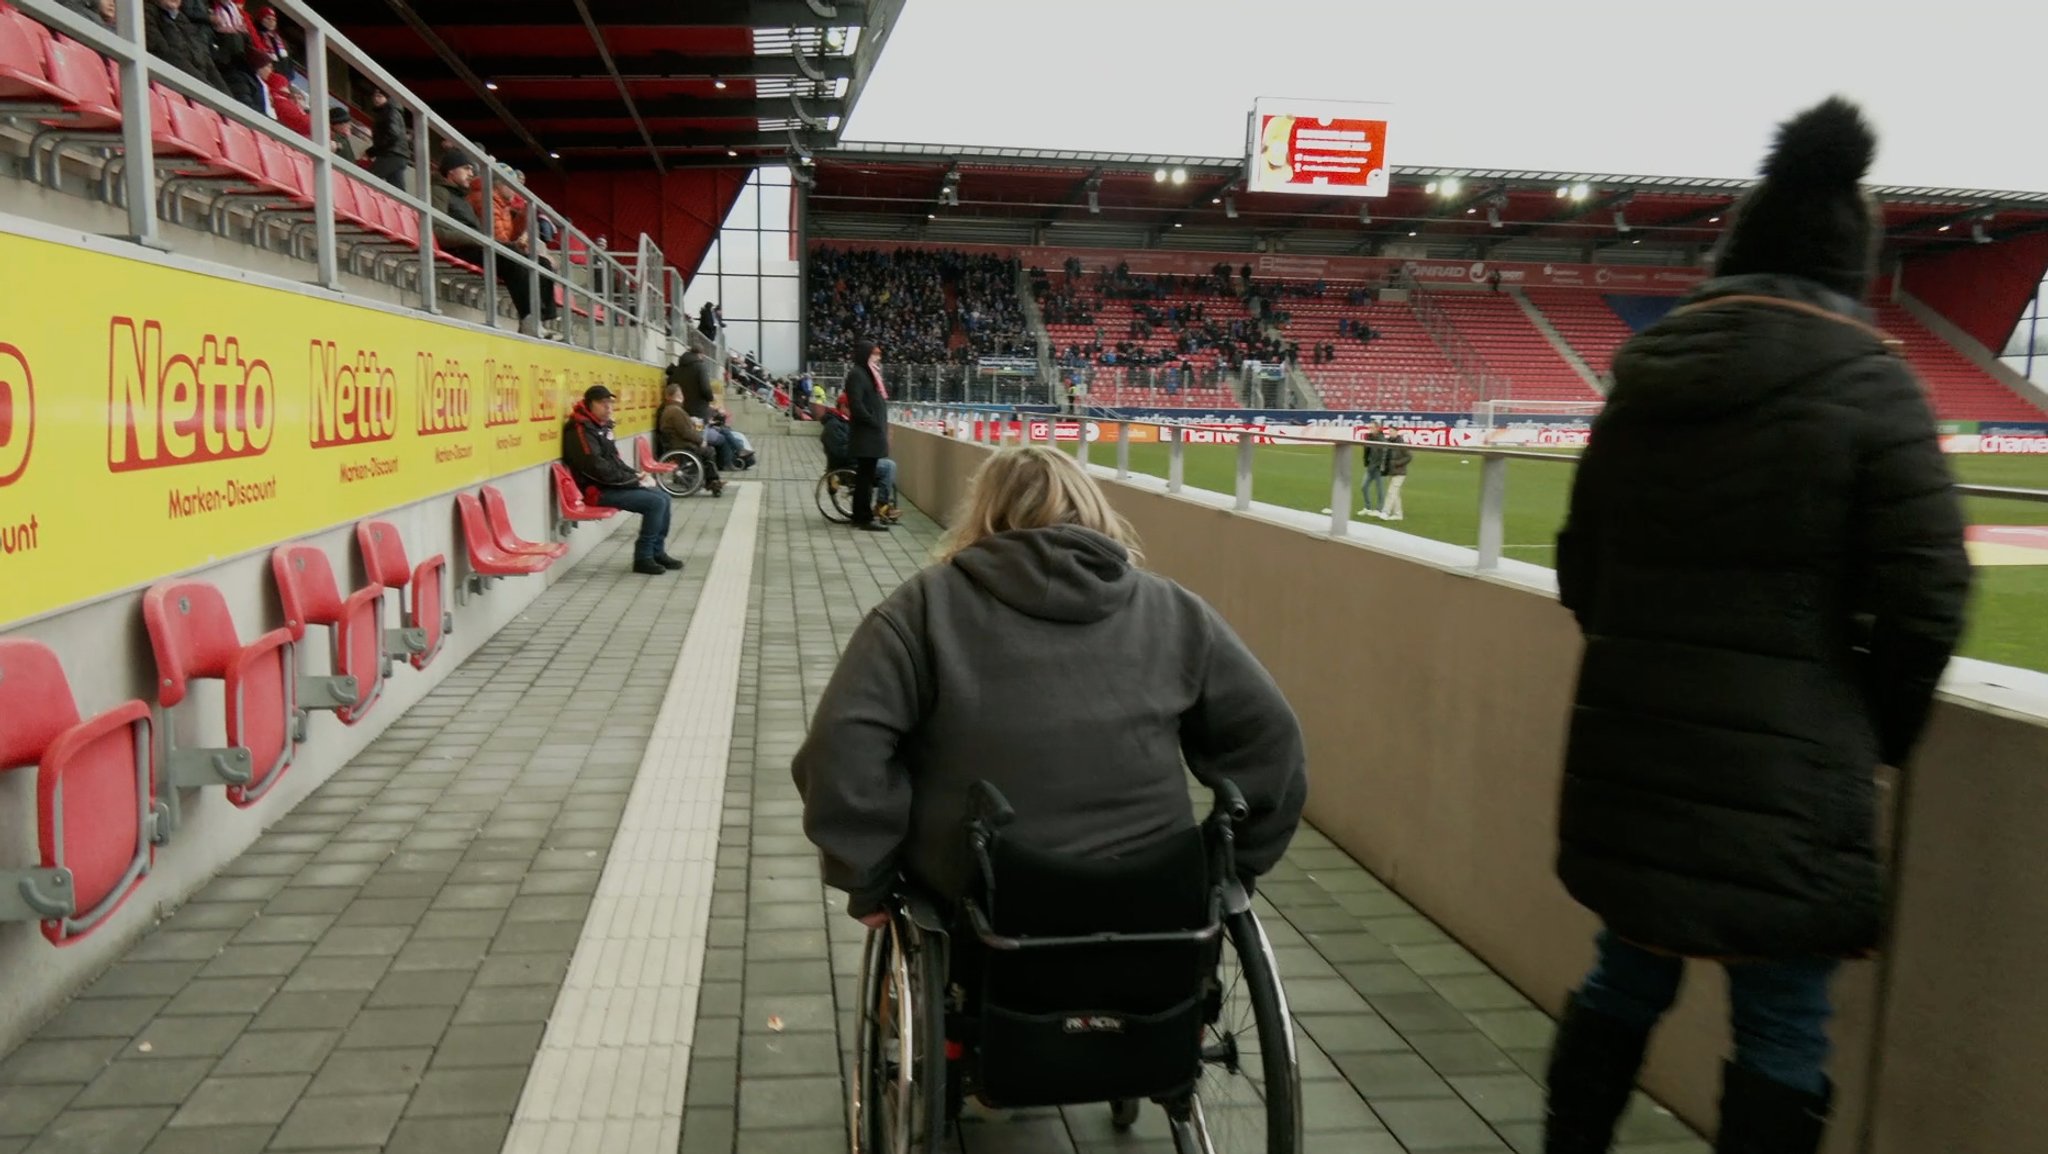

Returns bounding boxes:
[844,0,2047,193]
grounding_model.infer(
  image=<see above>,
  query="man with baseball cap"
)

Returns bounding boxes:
[563,385,680,576]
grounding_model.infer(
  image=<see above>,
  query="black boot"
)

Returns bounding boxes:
[632,555,667,575]
[1544,997,1652,1154]
[1715,1062,1829,1154]
[655,552,684,571]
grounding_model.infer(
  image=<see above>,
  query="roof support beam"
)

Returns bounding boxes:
[474,55,857,82]
[567,0,663,173]
[346,0,867,28]
[375,0,560,174]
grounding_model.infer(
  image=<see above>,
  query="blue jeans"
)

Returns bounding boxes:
[875,458,896,507]
[703,427,737,470]
[1576,930,1837,1096]
[593,484,671,561]
[1362,467,1385,509]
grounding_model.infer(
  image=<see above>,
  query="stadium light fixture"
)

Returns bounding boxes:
[1173,222,1184,228]
[713,77,728,90]
[1155,168,1168,182]
[1571,183,1591,202]
[1708,215,1722,223]
[727,149,739,157]
[484,80,499,91]
[1225,195,1238,219]
[1171,168,1188,185]
[1555,186,1569,198]
[1440,177,1462,196]
[1407,230,1418,237]
[1465,207,1476,215]
[548,151,561,159]
[1937,224,1952,232]
[1424,181,1438,194]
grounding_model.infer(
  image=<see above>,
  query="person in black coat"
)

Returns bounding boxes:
[1542,98,1970,1154]
[365,88,410,190]
[146,0,231,97]
[668,350,716,421]
[842,341,892,532]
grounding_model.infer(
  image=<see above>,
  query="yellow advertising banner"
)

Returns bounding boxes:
[0,230,663,628]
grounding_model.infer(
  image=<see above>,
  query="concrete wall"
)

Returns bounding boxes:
[889,424,2048,1154]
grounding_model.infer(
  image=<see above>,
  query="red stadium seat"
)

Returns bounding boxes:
[456,491,553,581]
[270,544,384,725]
[635,436,677,475]
[551,461,618,532]
[0,9,74,107]
[142,580,298,809]
[355,519,451,671]
[0,640,164,946]
[479,484,568,559]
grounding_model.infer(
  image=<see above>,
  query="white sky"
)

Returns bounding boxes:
[844,0,2048,193]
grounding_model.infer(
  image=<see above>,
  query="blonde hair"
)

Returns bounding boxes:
[938,445,1143,564]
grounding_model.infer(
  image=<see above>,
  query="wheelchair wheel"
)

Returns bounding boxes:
[852,915,947,1153]
[1170,907,1301,1154]
[656,450,704,498]
[816,467,857,523]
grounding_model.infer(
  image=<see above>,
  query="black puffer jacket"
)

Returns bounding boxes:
[843,362,890,460]
[1554,274,1970,960]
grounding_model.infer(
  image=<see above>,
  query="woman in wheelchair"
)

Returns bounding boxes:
[655,383,724,496]
[793,446,1309,1152]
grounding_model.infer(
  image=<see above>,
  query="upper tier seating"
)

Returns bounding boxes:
[1282,292,1466,411]
[1871,305,2048,422]
[1524,290,1636,378]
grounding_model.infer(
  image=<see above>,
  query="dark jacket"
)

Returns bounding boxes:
[1363,434,1388,473]
[668,354,715,420]
[1384,441,1413,477]
[1554,274,1970,960]
[817,409,852,472]
[368,100,409,165]
[146,3,230,93]
[793,526,1308,916]
[430,177,485,252]
[654,399,703,455]
[843,361,890,460]
[561,403,638,492]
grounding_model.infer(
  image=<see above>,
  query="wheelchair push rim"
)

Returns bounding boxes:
[816,467,857,523]
[852,917,946,1154]
[1164,906,1301,1154]
[655,450,704,498]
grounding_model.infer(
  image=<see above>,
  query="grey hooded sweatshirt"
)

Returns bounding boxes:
[792,525,1308,916]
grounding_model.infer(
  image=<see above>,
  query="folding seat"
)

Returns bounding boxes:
[478,484,567,560]
[0,640,167,945]
[27,35,121,184]
[456,491,552,595]
[141,580,297,813]
[355,519,451,671]
[550,461,618,535]
[270,544,383,725]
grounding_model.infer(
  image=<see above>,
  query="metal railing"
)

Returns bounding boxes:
[10,0,685,360]
[896,402,2048,576]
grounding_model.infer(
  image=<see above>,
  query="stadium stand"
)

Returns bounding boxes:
[1430,292,1600,402]
[1525,289,1638,379]
[1279,290,1467,411]
[1874,304,2048,421]
[806,246,1033,363]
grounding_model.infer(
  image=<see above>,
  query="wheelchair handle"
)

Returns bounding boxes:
[1208,778,1250,825]
[968,780,1016,827]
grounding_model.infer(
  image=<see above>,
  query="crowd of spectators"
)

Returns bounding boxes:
[1032,261,1291,376]
[806,247,1031,364]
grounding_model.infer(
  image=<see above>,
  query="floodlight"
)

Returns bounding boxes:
[1440,177,1462,196]
[1407,230,1417,237]
[1571,183,1591,202]
[548,151,560,159]
[1555,186,1568,198]
[1171,168,1187,185]
[1173,222,1183,228]
[1708,215,1721,223]
[1424,181,1438,194]
[484,80,499,91]
[1154,168,1167,182]
[713,77,728,90]
[1937,224,1952,232]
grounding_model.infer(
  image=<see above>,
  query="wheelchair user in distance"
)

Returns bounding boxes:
[792,444,1309,927]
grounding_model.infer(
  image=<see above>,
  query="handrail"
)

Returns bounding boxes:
[14,0,682,358]
[896,401,2048,571]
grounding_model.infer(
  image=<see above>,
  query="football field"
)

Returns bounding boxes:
[1070,441,2048,673]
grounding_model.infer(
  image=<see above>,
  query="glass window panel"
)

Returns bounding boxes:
[725,184,761,230]
[719,276,760,321]
[762,275,799,322]
[720,230,760,275]
[762,321,799,374]
[723,320,762,362]
[761,233,798,278]
[760,165,791,186]
[761,184,793,232]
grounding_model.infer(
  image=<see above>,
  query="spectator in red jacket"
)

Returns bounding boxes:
[562,386,680,576]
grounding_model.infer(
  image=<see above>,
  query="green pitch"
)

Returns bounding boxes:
[1069,441,2048,673]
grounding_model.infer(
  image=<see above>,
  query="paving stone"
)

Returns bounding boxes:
[68,1058,213,1108]
[38,999,167,1040]
[18,1105,172,1154]
[449,986,556,1026]
[739,1032,841,1079]
[1369,992,1479,1036]
[288,863,379,889]
[211,1030,340,1077]
[164,1074,308,1128]
[247,991,368,1033]
[334,899,434,928]
[390,938,490,973]
[139,1124,272,1154]
[366,972,472,1009]
[307,928,411,959]
[356,873,449,901]
[1450,1072,1546,1125]
[501,896,588,924]
[470,954,568,989]
[188,877,291,905]
[268,1094,408,1149]
[1330,1051,1458,1099]
[1371,1096,1505,1151]
[158,903,262,931]
[1408,1031,1525,1077]
[1297,1014,1410,1055]
[124,1016,250,1060]
[383,1116,508,1154]
[0,1039,126,1087]
[232,916,336,946]
[281,957,392,994]
[402,1067,528,1118]
[307,1049,432,1096]
[262,888,358,916]
[412,912,506,940]
[0,1086,79,1136]
[159,980,276,1019]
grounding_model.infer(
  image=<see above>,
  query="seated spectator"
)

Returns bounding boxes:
[655,383,724,496]
[146,0,233,99]
[817,400,898,524]
[791,445,1306,924]
[433,153,558,339]
[563,385,680,575]
[709,410,757,470]
[205,0,264,113]
[250,5,293,80]
[329,105,361,162]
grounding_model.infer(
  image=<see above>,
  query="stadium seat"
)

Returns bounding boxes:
[550,461,619,534]
[25,37,122,184]
[0,639,166,946]
[0,9,74,108]
[479,484,569,560]
[635,435,677,476]
[142,580,298,810]
[270,544,382,725]
[355,519,451,671]
[456,491,554,587]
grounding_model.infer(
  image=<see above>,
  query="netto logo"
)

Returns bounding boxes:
[0,343,33,487]
[530,365,561,424]
[108,319,274,472]
[309,342,397,448]
[484,358,522,428]
[415,353,472,436]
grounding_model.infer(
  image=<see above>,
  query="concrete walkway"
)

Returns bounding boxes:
[0,431,1707,1154]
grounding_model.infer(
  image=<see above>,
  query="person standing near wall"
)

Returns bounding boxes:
[843,342,892,533]
[1359,424,1387,518]
[1543,97,1971,1154]
[1379,433,1411,522]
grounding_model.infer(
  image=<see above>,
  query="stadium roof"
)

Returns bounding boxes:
[807,141,2048,258]
[329,0,902,173]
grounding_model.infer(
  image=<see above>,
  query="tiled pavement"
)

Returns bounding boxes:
[1,428,1709,1154]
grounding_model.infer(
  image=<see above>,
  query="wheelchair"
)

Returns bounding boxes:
[654,449,714,498]
[815,465,857,523]
[852,779,1301,1153]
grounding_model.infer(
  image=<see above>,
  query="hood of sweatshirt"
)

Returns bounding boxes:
[949,525,1138,624]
